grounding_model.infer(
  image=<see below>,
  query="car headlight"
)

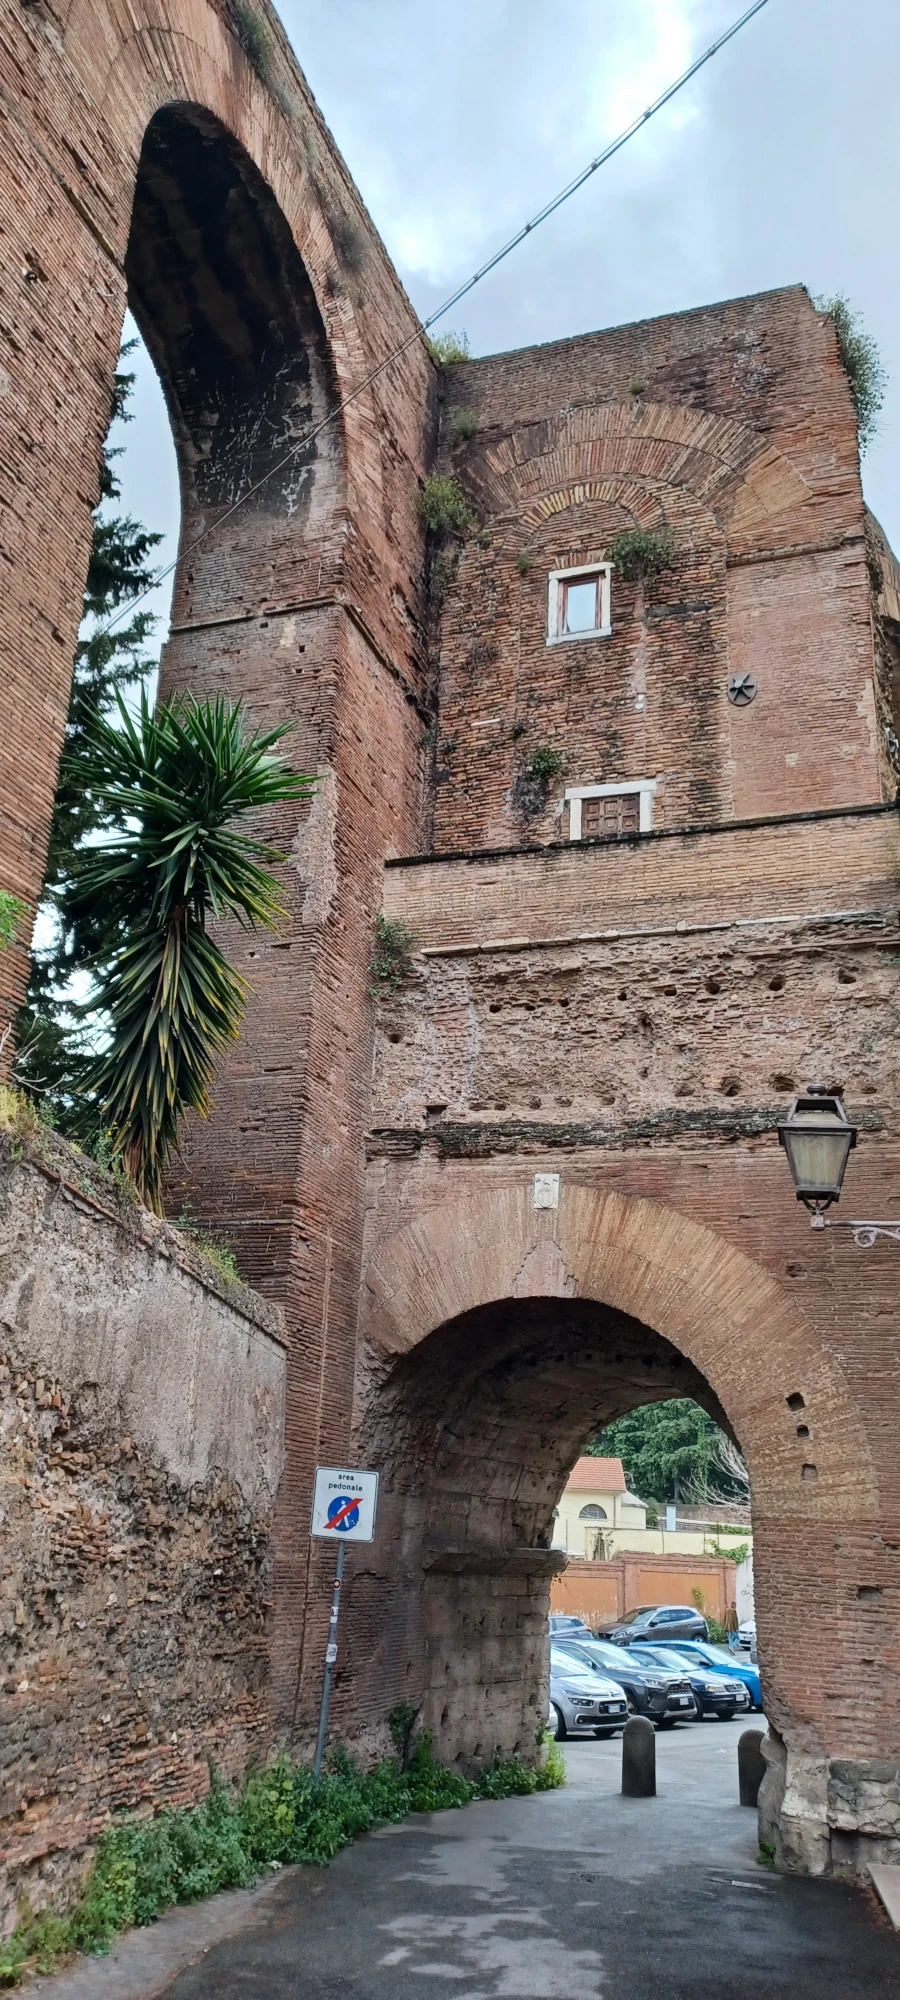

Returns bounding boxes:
[701,1680,724,1692]
[645,1680,666,1691]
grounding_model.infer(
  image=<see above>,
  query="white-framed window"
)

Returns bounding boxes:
[565,780,657,842]
[547,562,612,645]
[578,1504,608,1521]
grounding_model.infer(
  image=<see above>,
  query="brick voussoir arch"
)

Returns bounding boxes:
[360,1182,877,1523]
[468,400,812,545]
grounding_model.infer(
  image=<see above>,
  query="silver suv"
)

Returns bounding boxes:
[549,1645,629,1739]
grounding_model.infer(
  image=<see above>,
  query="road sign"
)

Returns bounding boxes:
[311,1465,379,1543]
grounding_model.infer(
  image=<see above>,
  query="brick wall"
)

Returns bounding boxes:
[427,288,882,854]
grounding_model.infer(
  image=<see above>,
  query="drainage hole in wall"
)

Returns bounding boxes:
[705,977,722,994]
[796,1424,809,1438]
[441,1706,449,1727]
[786,1392,806,1411]
[801,1463,818,1481]
[785,1264,806,1279]
[768,974,786,991]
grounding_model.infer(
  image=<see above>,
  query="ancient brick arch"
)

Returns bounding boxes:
[0,0,430,1030]
[353,1181,883,1864]
[0,0,433,1725]
[360,1181,875,1520]
[466,400,812,549]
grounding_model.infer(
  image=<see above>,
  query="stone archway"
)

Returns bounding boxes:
[352,1180,890,1875]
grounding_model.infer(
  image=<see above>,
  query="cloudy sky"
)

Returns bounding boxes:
[119,0,900,644]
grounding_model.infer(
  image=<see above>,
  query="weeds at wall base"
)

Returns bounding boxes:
[0,1742,564,1987]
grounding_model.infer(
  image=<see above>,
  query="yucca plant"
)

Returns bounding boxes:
[69,692,313,1210]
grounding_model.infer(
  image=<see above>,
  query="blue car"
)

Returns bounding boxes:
[662,1639,763,1711]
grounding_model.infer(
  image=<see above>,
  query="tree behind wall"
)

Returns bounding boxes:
[16,343,162,1123]
[589,1398,746,1504]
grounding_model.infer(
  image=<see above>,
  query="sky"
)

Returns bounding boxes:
[116,0,900,652]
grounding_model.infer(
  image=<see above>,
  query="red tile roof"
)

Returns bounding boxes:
[566,1456,626,1493]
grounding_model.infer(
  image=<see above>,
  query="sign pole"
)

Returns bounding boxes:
[313,1537,346,1778]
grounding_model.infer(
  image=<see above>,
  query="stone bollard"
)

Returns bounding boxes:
[738,1728,767,1808]
[621,1715,656,1797]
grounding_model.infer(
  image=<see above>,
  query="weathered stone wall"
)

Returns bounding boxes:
[0,1136,285,1928]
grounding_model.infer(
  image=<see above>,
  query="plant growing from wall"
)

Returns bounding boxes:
[370,915,413,996]
[417,476,472,537]
[229,0,274,84]
[706,1536,751,1566]
[0,892,25,952]
[815,293,887,453]
[426,329,470,366]
[516,550,535,575]
[512,745,565,824]
[608,527,674,583]
[65,693,312,1212]
[524,745,565,786]
[449,409,478,444]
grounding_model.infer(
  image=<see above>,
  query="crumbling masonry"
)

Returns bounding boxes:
[2,0,900,1902]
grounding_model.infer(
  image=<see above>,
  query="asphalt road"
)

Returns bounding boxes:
[24,1720,900,2000]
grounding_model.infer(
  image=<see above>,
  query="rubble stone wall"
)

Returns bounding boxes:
[0,1140,286,1929]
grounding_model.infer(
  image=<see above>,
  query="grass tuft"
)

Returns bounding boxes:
[449,409,478,444]
[815,292,886,454]
[426,331,470,366]
[608,527,674,583]
[417,476,472,537]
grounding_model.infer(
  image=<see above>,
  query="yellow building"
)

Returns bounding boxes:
[552,1456,753,1562]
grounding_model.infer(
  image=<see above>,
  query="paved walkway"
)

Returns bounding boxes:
[22,1721,900,1999]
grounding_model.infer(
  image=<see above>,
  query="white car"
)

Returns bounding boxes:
[737,1619,756,1651]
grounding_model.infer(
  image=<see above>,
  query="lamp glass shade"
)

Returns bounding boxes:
[777,1093,857,1209]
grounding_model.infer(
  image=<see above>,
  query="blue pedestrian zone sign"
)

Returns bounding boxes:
[311,1466,379,1542]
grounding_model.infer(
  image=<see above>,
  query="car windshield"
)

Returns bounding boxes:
[551,1645,599,1675]
[627,1646,690,1674]
[584,1641,641,1671]
[614,1607,659,1626]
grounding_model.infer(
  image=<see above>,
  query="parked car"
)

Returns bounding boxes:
[551,1638,696,1728]
[600,1604,709,1645]
[626,1644,750,1720]
[737,1619,756,1651]
[549,1614,594,1641]
[662,1639,763,1711]
[549,1647,629,1739]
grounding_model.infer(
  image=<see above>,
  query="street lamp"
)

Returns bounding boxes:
[777,1084,900,1246]
[777,1086,857,1219]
